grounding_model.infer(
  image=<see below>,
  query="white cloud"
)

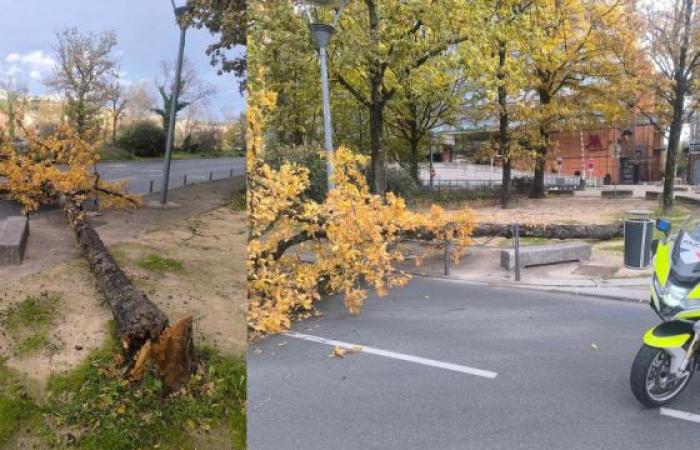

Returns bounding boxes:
[0,50,55,85]
[18,50,55,71]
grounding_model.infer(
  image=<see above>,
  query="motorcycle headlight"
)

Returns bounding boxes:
[664,284,690,308]
[653,275,690,310]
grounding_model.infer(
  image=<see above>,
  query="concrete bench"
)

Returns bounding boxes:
[601,190,633,199]
[547,189,575,196]
[645,191,660,200]
[500,241,591,270]
[0,216,29,265]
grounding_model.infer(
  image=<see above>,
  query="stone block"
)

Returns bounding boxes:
[500,241,591,270]
[0,216,29,265]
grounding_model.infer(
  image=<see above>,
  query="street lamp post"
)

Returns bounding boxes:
[297,0,350,191]
[160,0,192,205]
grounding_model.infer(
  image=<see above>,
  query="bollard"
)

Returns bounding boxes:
[513,223,521,282]
[149,180,154,193]
[229,169,233,177]
[209,171,213,181]
[444,238,450,276]
[184,174,188,186]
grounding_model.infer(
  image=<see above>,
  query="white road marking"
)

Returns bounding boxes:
[284,332,498,379]
[660,408,700,424]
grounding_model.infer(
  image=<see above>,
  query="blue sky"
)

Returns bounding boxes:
[0,0,245,119]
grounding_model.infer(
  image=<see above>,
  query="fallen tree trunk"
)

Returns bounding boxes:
[471,222,623,240]
[402,222,623,242]
[64,199,194,393]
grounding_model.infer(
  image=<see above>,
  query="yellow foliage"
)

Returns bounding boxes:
[248,147,475,336]
[0,123,140,212]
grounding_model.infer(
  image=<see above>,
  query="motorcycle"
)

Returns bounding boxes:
[630,214,700,407]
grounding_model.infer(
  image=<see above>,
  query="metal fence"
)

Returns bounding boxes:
[420,174,584,193]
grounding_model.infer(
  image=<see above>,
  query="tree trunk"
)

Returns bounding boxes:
[404,222,622,241]
[112,114,118,145]
[64,198,195,393]
[409,131,420,184]
[663,105,683,212]
[529,90,551,199]
[662,0,693,212]
[367,0,385,195]
[472,222,623,240]
[497,41,512,209]
[370,98,385,195]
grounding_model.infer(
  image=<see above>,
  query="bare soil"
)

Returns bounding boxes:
[470,196,659,225]
[0,205,246,384]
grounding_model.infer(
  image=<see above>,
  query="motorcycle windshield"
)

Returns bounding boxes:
[671,212,700,282]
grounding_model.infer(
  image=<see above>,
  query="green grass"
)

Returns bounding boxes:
[15,332,58,358]
[231,189,246,211]
[45,337,247,450]
[136,254,184,273]
[595,238,625,255]
[0,360,43,446]
[100,147,240,162]
[1,293,62,331]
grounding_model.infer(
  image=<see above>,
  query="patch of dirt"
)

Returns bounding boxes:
[469,197,659,225]
[0,206,246,385]
[0,260,111,382]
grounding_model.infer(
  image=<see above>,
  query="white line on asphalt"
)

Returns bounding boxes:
[283,332,498,379]
[660,408,700,424]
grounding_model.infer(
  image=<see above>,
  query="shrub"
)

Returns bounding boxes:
[181,127,224,154]
[116,121,166,158]
[385,165,420,198]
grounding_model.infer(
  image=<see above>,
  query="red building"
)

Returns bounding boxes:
[549,122,665,184]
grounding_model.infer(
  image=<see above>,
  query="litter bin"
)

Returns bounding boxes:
[624,210,654,269]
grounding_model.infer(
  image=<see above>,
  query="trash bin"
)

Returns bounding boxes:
[624,210,654,269]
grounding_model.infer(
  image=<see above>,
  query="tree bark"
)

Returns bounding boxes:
[662,0,693,212]
[370,97,386,195]
[471,222,623,240]
[64,198,194,393]
[530,90,551,199]
[497,41,512,208]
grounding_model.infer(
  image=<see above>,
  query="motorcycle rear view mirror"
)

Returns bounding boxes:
[655,218,671,236]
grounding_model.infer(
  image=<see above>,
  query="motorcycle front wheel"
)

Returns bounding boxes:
[630,344,694,407]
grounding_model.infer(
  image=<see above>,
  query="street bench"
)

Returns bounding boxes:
[0,216,29,265]
[500,241,591,270]
[601,190,633,199]
[547,189,575,197]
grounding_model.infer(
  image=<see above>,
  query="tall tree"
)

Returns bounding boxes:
[45,28,118,137]
[385,55,467,183]
[522,0,636,198]
[106,78,127,144]
[638,0,700,212]
[124,81,156,121]
[188,0,247,88]
[153,58,216,131]
[332,0,475,194]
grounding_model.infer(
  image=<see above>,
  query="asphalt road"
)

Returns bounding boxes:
[97,157,245,194]
[249,278,700,450]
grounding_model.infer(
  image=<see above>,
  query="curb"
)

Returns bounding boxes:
[411,273,649,304]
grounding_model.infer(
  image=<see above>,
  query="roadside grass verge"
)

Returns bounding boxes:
[45,333,246,450]
[0,330,247,449]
